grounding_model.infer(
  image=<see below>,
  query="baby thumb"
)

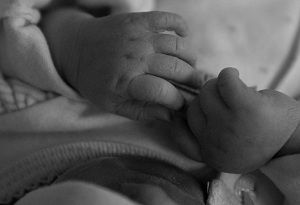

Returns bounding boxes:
[217,67,253,110]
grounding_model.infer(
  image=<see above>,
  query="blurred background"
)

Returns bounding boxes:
[155,0,300,98]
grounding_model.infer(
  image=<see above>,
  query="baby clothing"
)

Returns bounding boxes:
[1,0,300,205]
[0,0,155,116]
[0,1,209,204]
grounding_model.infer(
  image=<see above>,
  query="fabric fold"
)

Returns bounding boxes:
[0,0,82,115]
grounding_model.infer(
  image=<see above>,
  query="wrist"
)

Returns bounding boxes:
[275,102,300,157]
[42,8,93,91]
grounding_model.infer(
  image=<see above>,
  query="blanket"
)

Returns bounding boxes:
[1,1,300,205]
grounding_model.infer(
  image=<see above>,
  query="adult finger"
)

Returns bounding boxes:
[128,74,184,110]
[150,33,197,66]
[115,99,172,121]
[147,54,202,88]
[138,11,189,37]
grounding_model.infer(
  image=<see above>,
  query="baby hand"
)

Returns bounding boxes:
[62,11,201,121]
[187,67,300,173]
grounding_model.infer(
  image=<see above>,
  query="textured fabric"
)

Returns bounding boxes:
[0,142,168,204]
[0,0,79,115]
[0,141,205,204]
[0,0,155,115]
[0,73,56,114]
[15,181,141,205]
[0,106,209,204]
[54,157,205,205]
[1,0,300,205]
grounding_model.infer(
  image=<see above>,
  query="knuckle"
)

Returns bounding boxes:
[172,58,183,76]
[118,14,136,34]
[148,11,165,21]
[156,84,169,102]
[160,12,173,26]
[121,13,137,25]
[120,13,142,31]
[148,11,172,29]
[175,36,186,53]
[165,12,185,27]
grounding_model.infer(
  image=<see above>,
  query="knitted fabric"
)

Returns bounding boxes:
[0,141,186,205]
[0,0,155,116]
[0,0,80,106]
[0,73,56,114]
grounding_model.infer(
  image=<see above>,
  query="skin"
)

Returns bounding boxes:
[187,67,300,174]
[42,9,203,121]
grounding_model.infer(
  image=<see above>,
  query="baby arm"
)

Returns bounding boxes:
[41,8,203,121]
[187,67,300,173]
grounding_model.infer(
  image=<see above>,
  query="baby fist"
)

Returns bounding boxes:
[187,68,300,173]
